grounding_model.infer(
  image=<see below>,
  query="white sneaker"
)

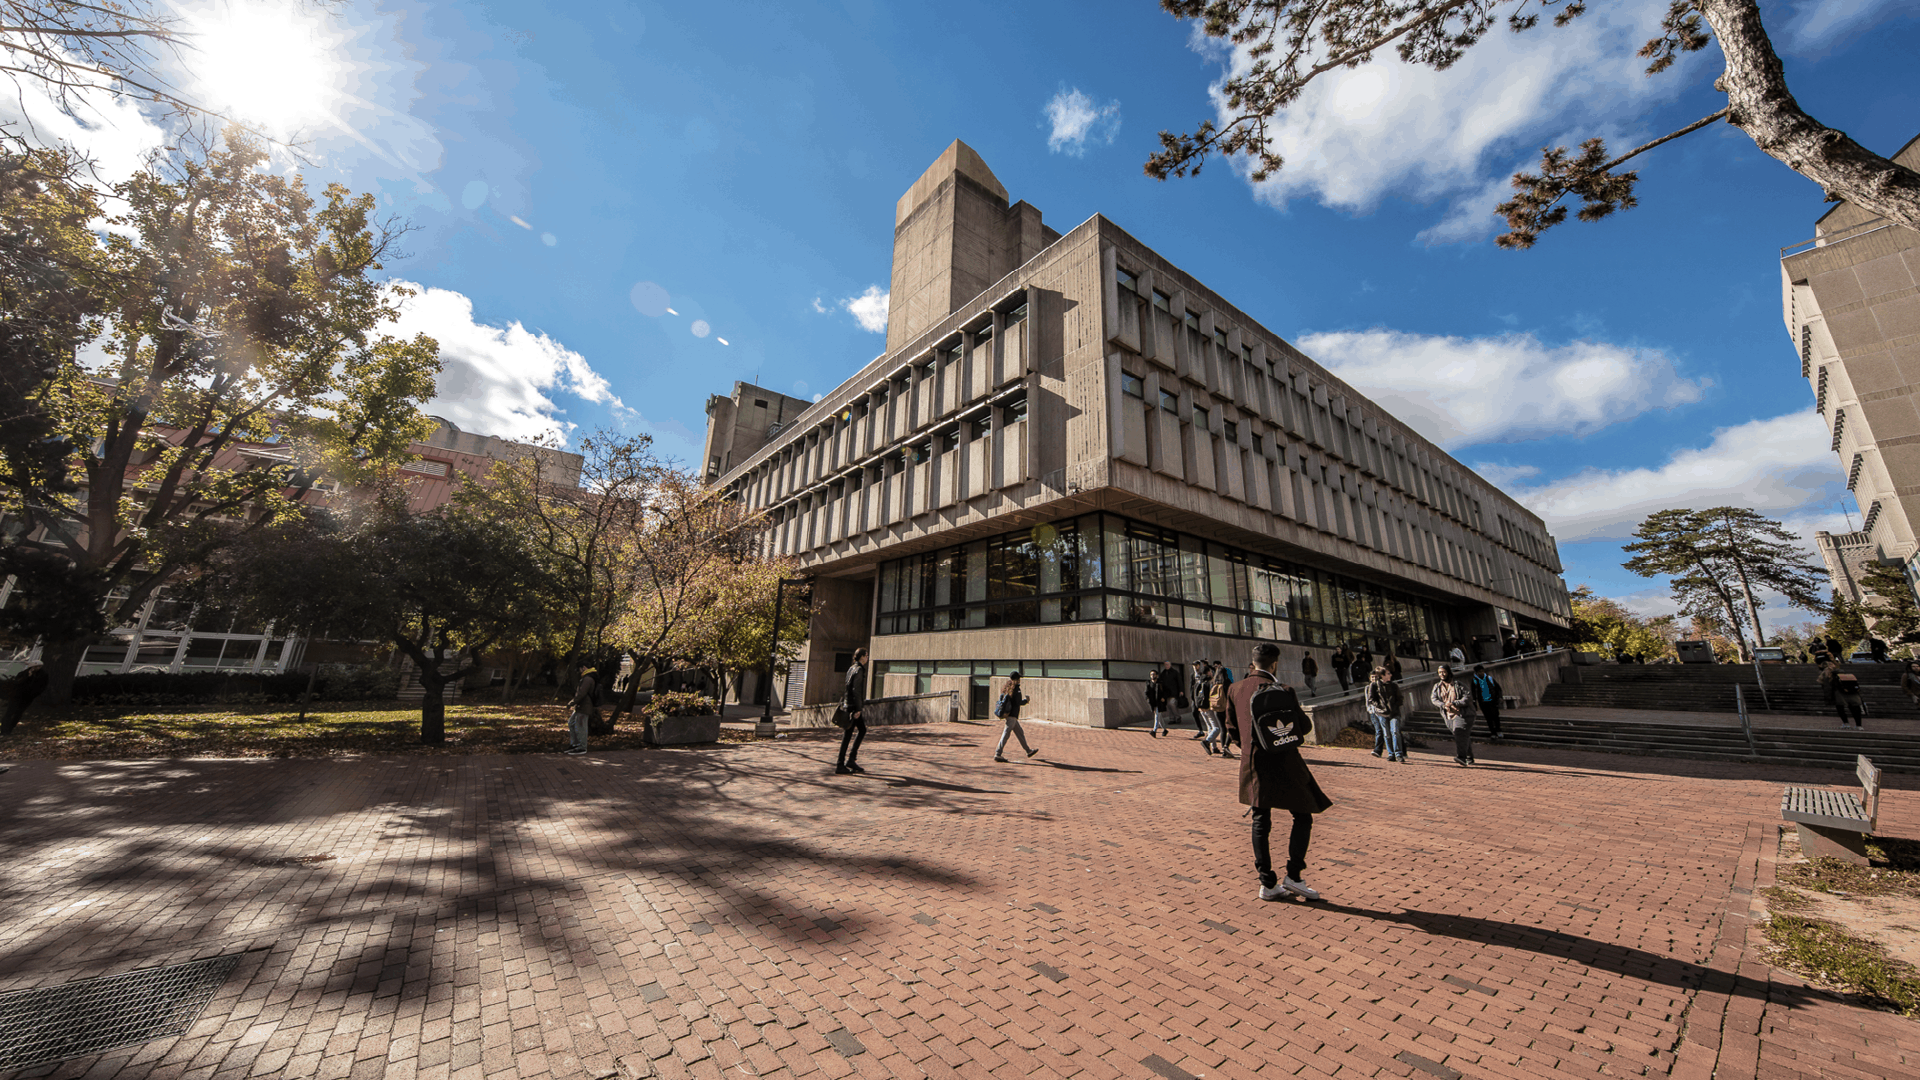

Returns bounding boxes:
[1281,877,1321,901]
[1258,882,1287,902]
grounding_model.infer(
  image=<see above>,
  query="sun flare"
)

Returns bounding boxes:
[178,1,349,136]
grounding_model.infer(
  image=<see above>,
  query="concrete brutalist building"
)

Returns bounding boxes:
[702,141,1572,724]
[1782,133,1920,606]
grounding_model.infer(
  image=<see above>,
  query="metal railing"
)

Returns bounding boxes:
[1781,215,1897,257]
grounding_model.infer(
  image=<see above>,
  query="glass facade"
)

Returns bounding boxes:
[875,513,1463,660]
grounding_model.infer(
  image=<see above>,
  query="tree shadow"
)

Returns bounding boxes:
[1301,902,1822,1006]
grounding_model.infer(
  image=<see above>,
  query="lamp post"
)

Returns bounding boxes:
[759,576,811,736]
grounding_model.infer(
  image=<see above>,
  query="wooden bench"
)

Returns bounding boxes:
[1781,755,1882,865]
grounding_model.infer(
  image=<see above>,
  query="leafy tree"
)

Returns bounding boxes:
[212,488,555,743]
[608,473,774,694]
[0,133,439,707]
[1857,561,1920,643]
[1151,1,1920,247]
[454,430,664,692]
[1567,585,1673,661]
[1822,595,1868,655]
[1622,507,1826,655]
[659,553,811,707]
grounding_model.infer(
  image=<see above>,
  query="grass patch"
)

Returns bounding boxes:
[0,702,705,759]
[1762,885,1814,911]
[1765,912,1920,1015]
[1777,852,1920,900]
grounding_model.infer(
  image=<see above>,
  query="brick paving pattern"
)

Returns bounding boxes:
[0,721,1915,1079]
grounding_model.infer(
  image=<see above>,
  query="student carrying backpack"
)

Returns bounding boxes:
[992,671,1039,762]
[1226,642,1333,902]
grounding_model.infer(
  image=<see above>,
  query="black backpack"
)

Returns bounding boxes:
[1247,680,1307,754]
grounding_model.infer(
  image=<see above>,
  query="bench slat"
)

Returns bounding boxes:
[1781,785,1870,833]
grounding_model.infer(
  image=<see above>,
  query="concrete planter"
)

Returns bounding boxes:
[647,714,721,745]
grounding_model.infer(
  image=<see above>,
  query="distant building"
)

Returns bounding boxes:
[0,417,581,679]
[1781,133,1920,608]
[704,141,1572,723]
[703,384,814,483]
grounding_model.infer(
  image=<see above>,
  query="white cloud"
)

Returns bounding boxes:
[1470,462,1540,488]
[1188,0,1702,240]
[1300,329,1706,448]
[0,53,166,184]
[1779,0,1912,52]
[1504,412,1845,543]
[385,280,629,444]
[811,297,828,314]
[842,286,889,333]
[1044,87,1121,157]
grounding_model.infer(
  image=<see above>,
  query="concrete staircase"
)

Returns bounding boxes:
[1538,663,1914,718]
[1401,711,1920,773]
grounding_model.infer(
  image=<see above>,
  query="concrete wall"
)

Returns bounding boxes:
[789,691,959,728]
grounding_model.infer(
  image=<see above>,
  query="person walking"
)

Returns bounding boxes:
[1432,664,1475,766]
[1365,667,1405,762]
[1147,661,1179,737]
[834,647,870,774]
[1331,644,1352,692]
[1901,660,1920,711]
[1227,642,1332,902]
[1347,652,1369,693]
[1385,652,1402,681]
[1202,662,1233,755]
[1190,659,1212,739]
[991,670,1039,761]
[1833,667,1866,729]
[1470,664,1504,740]
[1300,651,1319,696]
[566,666,601,755]
[1448,641,1467,666]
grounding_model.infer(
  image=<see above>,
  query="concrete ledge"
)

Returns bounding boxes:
[789,691,959,728]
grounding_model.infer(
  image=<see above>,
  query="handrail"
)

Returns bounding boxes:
[1781,215,1894,257]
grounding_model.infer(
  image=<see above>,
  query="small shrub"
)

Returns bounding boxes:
[641,691,718,724]
[70,664,400,706]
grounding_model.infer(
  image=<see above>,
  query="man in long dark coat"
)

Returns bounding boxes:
[1226,642,1333,901]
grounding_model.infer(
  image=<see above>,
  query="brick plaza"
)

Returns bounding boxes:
[0,722,1915,1080]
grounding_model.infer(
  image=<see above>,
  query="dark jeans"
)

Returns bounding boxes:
[1251,806,1313,885]
[1452,718,1474,760]
[836,719,867,766]
[1835,696,1864,727]
[1480,703,1502,737]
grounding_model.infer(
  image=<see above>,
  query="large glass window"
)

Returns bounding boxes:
[873,512,1461,658]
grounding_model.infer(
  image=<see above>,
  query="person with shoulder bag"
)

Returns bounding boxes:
[1202,662,1233,756]
[1365,667,1405,762]
[834,648,870,775]
[992,670,1038,761]
[1431,664,1475,766]
[565,666,601,755]
[1227,642,1333,901]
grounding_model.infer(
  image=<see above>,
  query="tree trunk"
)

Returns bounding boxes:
[500,655,515,704]
[297,663,319,722]
[1704,0,1920,232]
[35,638,90,708]
[419,673,448,744]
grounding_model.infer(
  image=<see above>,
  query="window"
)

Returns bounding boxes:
[970,413,992,439]
[1192,405,1210,429]
[1152,290,1171,313]
[753,398,768,408]
[1160,390,1179,412]
[1223,420,1239,444]
[1117,267,1138,293]
[1004,396,1029,424]
[1121,372,1144,399]
[400,459,451,477]
[1252,433,1264,454]
[1242,345,1253,363]
[1184,311,1200,332]
[910,444,930,464]
[975,323,994,342]
[1004,303,1028,323]
[1213,328,1228,348]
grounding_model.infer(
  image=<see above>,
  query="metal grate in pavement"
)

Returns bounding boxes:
[0,952,242,1069]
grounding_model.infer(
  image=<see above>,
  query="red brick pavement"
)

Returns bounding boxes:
[0,721,1915,1080]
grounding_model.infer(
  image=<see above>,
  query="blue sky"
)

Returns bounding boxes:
[16,0,1919,627]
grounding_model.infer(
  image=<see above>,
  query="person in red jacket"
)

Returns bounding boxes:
[1226,642,1333,902]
